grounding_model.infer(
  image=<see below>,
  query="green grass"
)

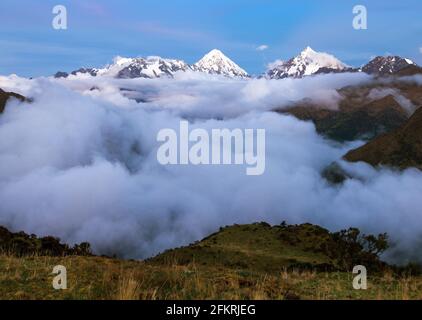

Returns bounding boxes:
[148,223,334,273]
[1,255,422,300]
[0,222,421,300]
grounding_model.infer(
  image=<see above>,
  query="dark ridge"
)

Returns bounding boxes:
[0,225,92,257]
[0,88,26,113]
[344,105,422,169]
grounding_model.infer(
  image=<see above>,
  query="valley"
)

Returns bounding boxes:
[1,45,422,301]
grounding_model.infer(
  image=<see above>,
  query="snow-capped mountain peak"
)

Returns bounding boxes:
[56,50,248,79]
[95,56,135,77]
[116,56,192,79]
[193,49,249,78]
[113,56,135,66]
[266,47,349,79]
[70,56,192,79]
[361,56,417,75]
[300,46,317,56]
[54,48,421,80]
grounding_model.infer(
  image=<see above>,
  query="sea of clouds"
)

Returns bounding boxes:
[0,72,421,263]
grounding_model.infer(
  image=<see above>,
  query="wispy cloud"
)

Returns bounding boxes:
[256,45,269,51]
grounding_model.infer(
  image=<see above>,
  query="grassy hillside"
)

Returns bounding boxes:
[148,223,333,273]
[276,79,422,142]
[1,223,421,300]
[147,222,390,273]
[344,106,422,169]
[282,95,408,142]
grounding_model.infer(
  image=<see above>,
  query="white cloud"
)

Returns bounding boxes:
[419,47,422,54]
[256,44,269,51]
[0,73,421,263]
[267,59,284,70]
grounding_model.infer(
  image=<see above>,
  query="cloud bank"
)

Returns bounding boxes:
[0,73,421,264]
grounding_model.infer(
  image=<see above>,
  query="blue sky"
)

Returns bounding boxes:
[0,0,421,77]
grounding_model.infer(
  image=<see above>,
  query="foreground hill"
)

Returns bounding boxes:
[344,106,422,169]
[1,223,421,300]
[147,222,388,273]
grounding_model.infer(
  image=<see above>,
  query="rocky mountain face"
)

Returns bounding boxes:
[395,64,422,76]
[55,49,248,79]
[116,57,192,79]
[54,47,422,80]
[0,88,26,113]
[362,56,417,76]
[344,106,422,169]
[265,48,422,79]
[55,67,99,78]
[266,47,352,79]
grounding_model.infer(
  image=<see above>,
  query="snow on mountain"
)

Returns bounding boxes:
[193,49,249,78]
[54,68,99,78]
[361,56,416,75]
[55,49,249,79]
[53,48,420,80]
[266,47,350,79]
[55,56,193,79]
[115,57,193,79]
[95,56,135,77]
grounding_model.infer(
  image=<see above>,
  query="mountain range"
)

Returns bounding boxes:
[55,47,422,80]
[19,47,422,172]
[55,49,249,79]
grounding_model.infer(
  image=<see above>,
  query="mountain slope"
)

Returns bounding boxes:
[193,49,249,78]
[55,56,193,79]
[266,47,351,79]
[148,223,332,273]
[116,57,192,79]
[274,82,410,141]
[344,106,422,169]
[395,64,422,76]
[362,56,417,76]
[55,49,249,79]
[0,88,26,113]
[54,48,422,80]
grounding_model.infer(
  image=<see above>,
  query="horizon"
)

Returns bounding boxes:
[28,45,422,77]
[1,0,421,77]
